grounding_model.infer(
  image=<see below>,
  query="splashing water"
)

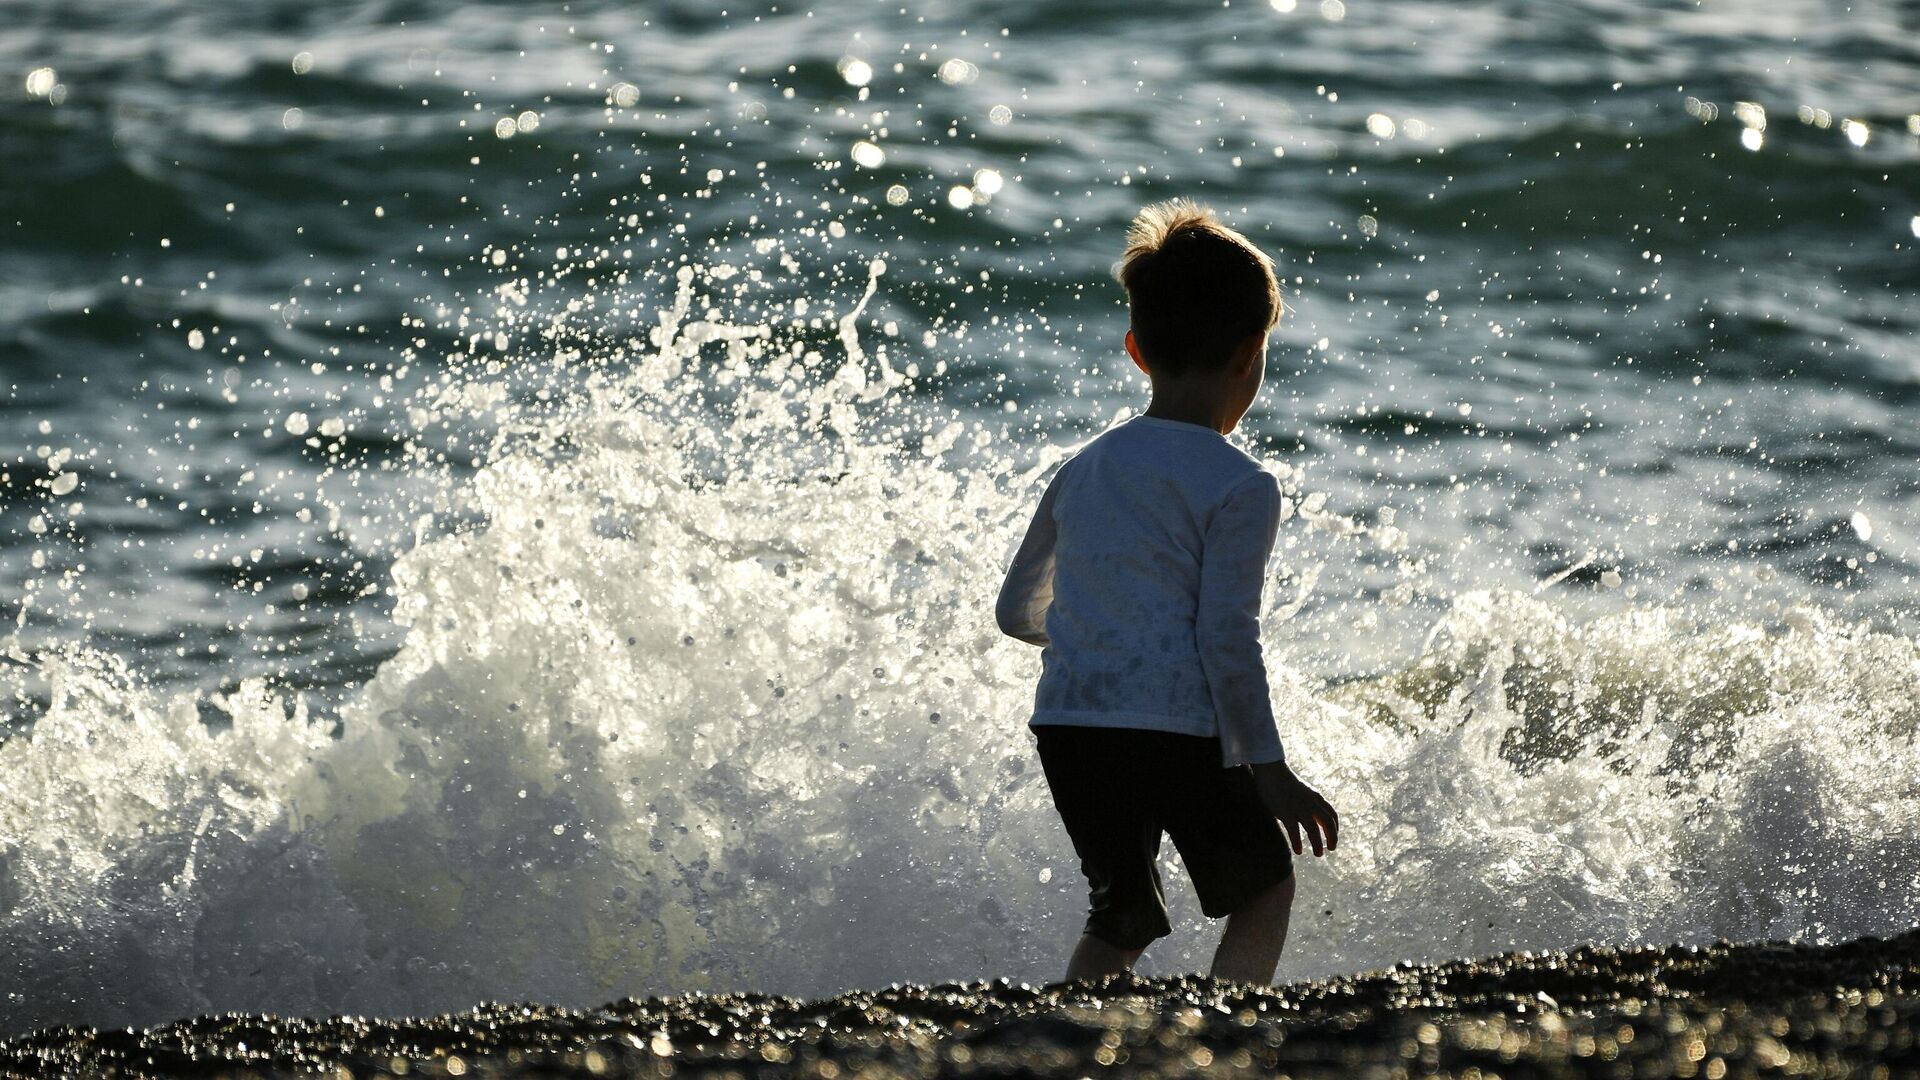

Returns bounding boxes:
[3,229,1916,1039]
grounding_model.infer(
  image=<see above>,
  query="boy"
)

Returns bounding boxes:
[996,199,1337,985]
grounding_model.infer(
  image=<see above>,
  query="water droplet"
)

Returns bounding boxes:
[937,59,978,86]
[947,185,976,209]
[851,140,886,169]
[838,58,872,87]
[291,51,314,75]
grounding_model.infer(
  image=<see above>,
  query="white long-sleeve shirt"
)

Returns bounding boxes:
[996,415,1287,767]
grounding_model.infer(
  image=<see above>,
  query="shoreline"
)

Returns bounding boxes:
[3,931,1915,1077]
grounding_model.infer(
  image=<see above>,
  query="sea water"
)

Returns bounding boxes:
[3,0,1917,1037]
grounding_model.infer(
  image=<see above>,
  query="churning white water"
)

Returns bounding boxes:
[3,254,1916,1038]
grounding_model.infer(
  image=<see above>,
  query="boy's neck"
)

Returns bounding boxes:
[1143,379,1235,434]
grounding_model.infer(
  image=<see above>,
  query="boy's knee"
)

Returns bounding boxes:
[1272,873,1296,902]
[1238,872,1294,917]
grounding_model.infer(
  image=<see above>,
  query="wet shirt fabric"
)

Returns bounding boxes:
[996,415,1286,767]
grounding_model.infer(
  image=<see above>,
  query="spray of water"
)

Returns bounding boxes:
[3,240,1916,1037]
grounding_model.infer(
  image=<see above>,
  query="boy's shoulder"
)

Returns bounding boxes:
[1063,417,1277,497]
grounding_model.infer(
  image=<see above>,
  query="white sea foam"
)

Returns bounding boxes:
[2,258,1916,1037]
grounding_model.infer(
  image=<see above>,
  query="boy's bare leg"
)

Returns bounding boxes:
[1065,934,1146,981]
[1208,875,1295,984]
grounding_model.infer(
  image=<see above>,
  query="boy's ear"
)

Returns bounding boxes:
[1230,333,1263,377]
[1125,330,1151,377]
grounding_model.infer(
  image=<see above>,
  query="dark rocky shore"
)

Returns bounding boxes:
[4,931,1915,1078]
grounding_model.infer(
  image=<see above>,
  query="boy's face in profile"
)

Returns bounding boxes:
[1223,333,1268,435]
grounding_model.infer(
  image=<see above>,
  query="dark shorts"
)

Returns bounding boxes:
[1034,725,1294,951]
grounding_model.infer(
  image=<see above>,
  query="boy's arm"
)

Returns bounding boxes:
[1199,472,1340,856]
[1195,471,1287,767]
[994,474,1060,646]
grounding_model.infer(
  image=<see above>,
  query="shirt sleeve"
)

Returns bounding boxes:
[1196,470,1286,767]
[994,471,1061,647]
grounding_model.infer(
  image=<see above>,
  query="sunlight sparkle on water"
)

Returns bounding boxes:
[1366,113,1396,138]
[972,168,1003,195]
[1842,119,1869,146]
[851,141,886,169]
[937,59,979,85]
[947,185,976,209]
[838,58,872,87]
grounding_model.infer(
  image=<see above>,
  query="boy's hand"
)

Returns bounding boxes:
[1251,762,1338,857]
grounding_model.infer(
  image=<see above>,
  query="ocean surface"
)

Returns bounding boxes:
[2,0,1917,1038]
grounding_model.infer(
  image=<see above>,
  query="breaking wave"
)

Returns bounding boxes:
[3,256,1916,1038]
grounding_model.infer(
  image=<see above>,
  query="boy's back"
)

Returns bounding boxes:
[997,416,1285,767]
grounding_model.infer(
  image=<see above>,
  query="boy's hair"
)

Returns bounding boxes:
[1115,199,1281,377]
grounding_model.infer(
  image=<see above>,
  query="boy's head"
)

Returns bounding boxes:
[1115,200,1281,380]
